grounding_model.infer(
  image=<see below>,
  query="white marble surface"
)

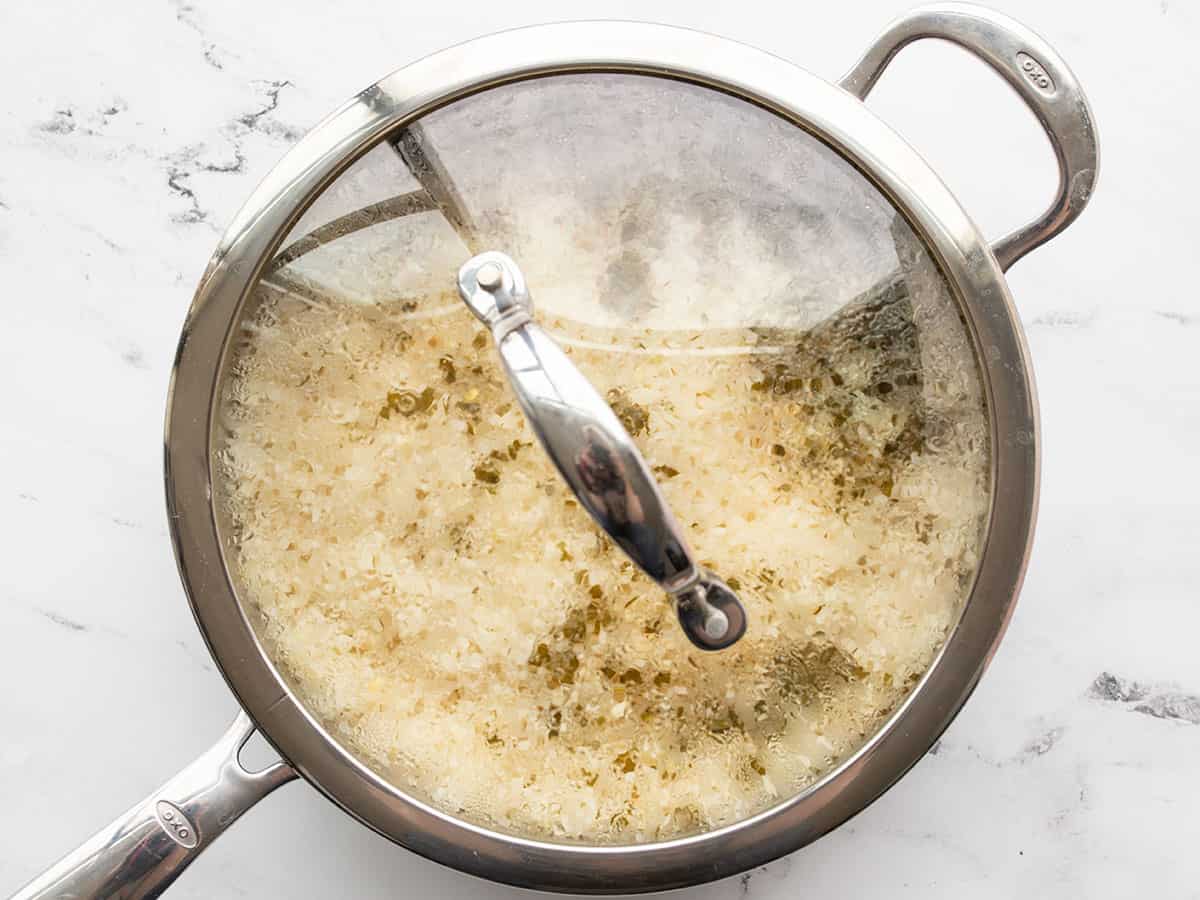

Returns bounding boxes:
[1,0,1197,897]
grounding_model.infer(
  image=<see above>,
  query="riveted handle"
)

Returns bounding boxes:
[10,712,296,900]
[840,2,1099,271]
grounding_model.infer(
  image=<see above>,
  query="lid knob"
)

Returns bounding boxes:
[457,251,748,650]
[475,261,505,292]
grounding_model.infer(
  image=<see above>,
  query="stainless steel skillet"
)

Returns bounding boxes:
[12,5,1096,897]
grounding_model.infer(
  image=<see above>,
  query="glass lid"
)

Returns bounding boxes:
[215,73,990,844]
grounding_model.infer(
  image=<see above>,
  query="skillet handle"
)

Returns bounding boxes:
[839,2,1099,272]
[9,712,296,900]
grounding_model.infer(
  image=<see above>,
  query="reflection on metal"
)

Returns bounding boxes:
[10,713,295,900]
[839,3,1098,272]
[267,189,437,273]
[391,122,482,253]
[457,250,747,650]
[266,122,482,276]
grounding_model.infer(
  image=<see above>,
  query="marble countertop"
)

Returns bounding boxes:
[1,0,1196,897]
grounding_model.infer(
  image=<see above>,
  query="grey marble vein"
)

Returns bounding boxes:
[1030,310,1095,328]
[39,610,88,632]
[1090,672,1200,725]
[37,107,78,135]
[1020,726,1065,760]
[169,0,227,70]
[119,345,149,369]
[159,80,301,226]
[238,79,302,141]
[165,166,208,224]
[1155,309,1196,326]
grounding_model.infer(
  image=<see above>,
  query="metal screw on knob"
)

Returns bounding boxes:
[475,261,504,292]
[704,608,730,640]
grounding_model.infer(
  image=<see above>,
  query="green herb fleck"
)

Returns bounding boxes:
[473,462,500,484]
[380,386,436,419]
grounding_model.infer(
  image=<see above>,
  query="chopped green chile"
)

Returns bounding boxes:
[218,72,990,844]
